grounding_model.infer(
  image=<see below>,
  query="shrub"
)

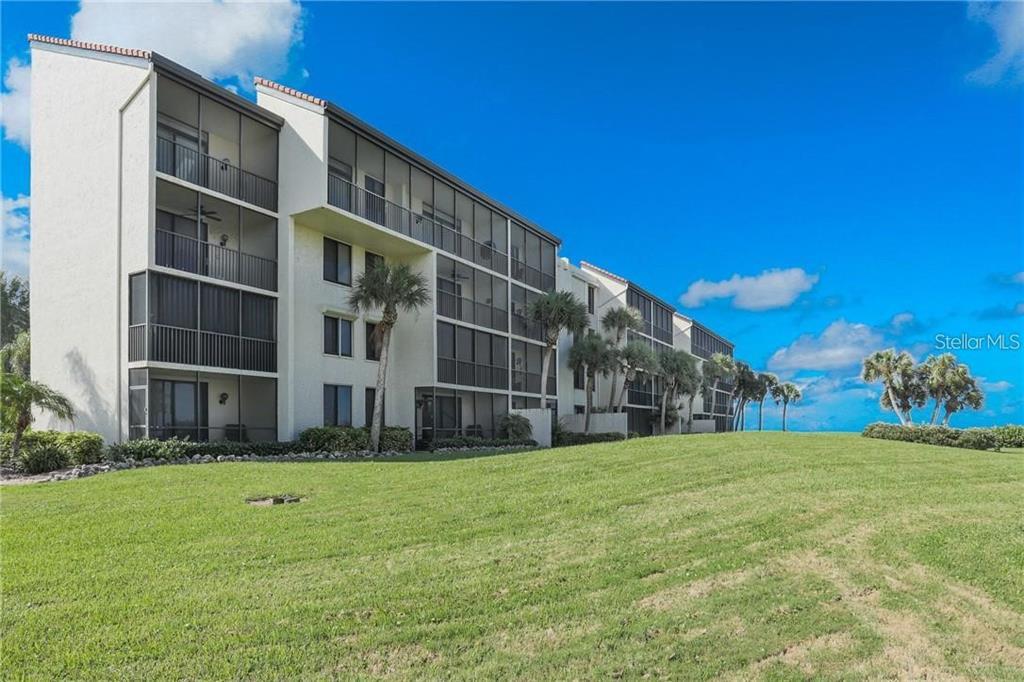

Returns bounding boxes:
[861,422,998,451]
[992,424,1024,448]
[378,426,413,452]
[1,430,104,473]
[498,413,533,442]
[106,438,303,461]
[298,427,370,453]
[553,431,626,447]
[429,436,536,451]
[17,443,69,475]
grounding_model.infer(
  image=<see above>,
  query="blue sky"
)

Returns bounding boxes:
[2,1,1022,430]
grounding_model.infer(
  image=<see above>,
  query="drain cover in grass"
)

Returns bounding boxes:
[246,495,302,506]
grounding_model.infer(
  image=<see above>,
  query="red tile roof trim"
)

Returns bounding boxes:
[253,77,326,108]
[28,34,152,60]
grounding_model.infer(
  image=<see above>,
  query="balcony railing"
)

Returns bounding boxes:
[128,324,276,373]
[510,370,557,396]
[156,230,277,291]
[510,313,545,342]
[328,174,508,275]
[436,289,508,333]
[157,137,278,212]
[511,259,555,292]
[437,357,508,390]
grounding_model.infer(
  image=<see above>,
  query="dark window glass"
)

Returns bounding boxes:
[129,273,147,325]
[365,387,384,428]
[323,237,352,285]
[324,384,352,426]
[324,315,338,355]
[365,251,384,273]
[366,322,380,361]
[587,286,595,314]
[438,321,455,358]
[340,319,352,357]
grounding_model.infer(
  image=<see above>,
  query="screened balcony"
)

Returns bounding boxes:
[436,321,508,391]
[414,387,509,446]
[155,180,277,291]
[128,271,277,373]
[156,75,278,212]
[436,256,508,333]
[128,368,276,442]
[326,121,509,275]
[510,339,557,396]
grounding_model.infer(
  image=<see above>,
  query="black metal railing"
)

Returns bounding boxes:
[436,289,508,333]
[437,357,508,390]
[511,258,555,292]
[156,230,277,291]
[328,174,508,275]
[510,370,557,396]
[510,312,545,342]
[157,137,278,212]
[128,324,276,373]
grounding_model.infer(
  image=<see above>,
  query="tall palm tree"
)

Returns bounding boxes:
[614,341,660,413]
[0,330,31,378]
[685,363,706,433]
[753,373,778,431]
[770,382,802,432]
[921,353,958,424]
[862,349,916,426]
[705,353,736,429]
[527,291,588,411]
[601,307,641,411]
[731,362,757,431]
[350,262,430,451]
[1,372,75,459]
[941,366,984,426]
[658,349,698,435]
[568,334,614,432]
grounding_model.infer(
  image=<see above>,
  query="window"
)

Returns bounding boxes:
[129,273,147,325]
[323,384,352,426]
[587,286,595,314]
[323,237,352,285]
[365,251,384,273]
[365,387,384,428]
[366,322,381,361]
[324,315,352,357]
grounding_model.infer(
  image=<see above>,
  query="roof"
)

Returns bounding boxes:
[255,77,562,246]
[29,34,284,129]
[579,261,628,286]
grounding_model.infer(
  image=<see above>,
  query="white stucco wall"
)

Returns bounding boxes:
[510,408,551,448]
[30,45,154,442]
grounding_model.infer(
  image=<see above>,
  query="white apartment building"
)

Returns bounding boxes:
[29,35,736,447]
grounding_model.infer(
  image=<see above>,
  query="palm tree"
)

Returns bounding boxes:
[704,353,736,429]
[770,382,802,432]
[921,353,958,424]
[862,349,917,426]
[0,330,31,378]
[568,334,614,432]
[658,349,699,435]
[685,364,706,433]
[528,291,588,410]
[941,365,984,426]
[731,362,757,431]
[1,372,75,459]
[753,373,778,431]
[614,341,660,413]
[601,307,641,411]
[350,262,430,452]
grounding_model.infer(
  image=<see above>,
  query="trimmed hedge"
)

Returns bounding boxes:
[297,426,413,453]
[106,438,302,462]
[861,422,999,451]
[428,436,537,451]
[498,414,533,442]
[1,431,105,474]
[992,424,1024,448]
[554,431,626,447]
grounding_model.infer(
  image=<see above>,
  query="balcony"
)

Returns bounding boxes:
[510,370,557,396]
[129,324,276,373]
[328,174,508,275]
[436,289,508,333]
[156,230,277,292]
[437,357,508,390]
[511,312,545,342]
[157,137,277,212]
[511,258,555,292]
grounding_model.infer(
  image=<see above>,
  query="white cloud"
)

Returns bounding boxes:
[767,320,885,372]
[70,0,304,88]
[889,312,916,334]
[680,267,819,311]
[2,194,30,278]
[981,378,1013,393]
[967,1,1024,84]
[0,57,31,150]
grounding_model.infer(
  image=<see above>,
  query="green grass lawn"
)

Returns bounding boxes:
[3,433,1022,679]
